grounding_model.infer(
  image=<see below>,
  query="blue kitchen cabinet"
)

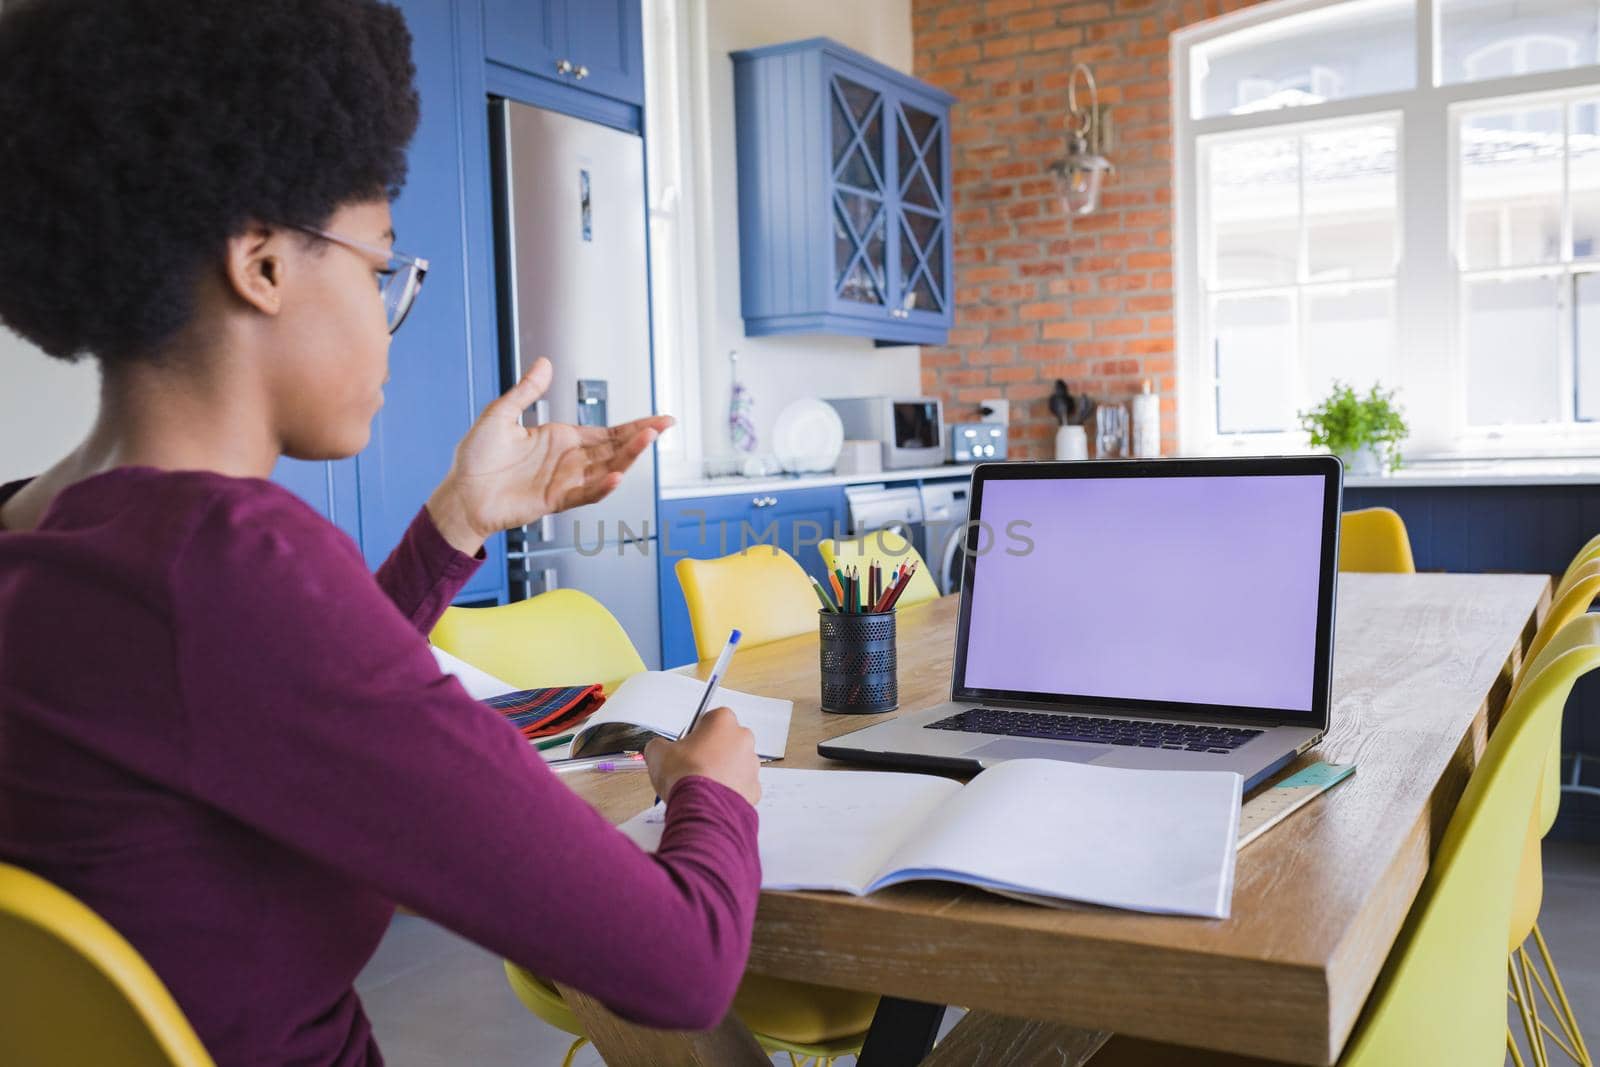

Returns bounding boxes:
[731,38,954,346]
[483,0,644,107]
[657,487,848,667]
[356,0,506,604]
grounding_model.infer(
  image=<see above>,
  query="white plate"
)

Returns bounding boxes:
[772,399,845,474]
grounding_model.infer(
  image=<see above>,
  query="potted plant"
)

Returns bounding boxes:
[1298,382,1408,475]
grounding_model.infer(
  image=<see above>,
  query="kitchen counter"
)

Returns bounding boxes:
[662,458,1600,499]
[659,463,977,500]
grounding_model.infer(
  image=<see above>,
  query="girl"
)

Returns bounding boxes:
[0,1,761,1064]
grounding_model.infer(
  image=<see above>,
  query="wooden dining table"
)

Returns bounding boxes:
[555,572,1549,1067]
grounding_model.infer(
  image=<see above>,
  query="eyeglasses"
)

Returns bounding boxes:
[293,225,429,334]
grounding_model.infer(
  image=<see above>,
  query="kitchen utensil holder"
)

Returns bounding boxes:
[819,610,898,714]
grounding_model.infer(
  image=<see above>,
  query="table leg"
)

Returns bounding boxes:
[553,982,770,1067]
[922,1011,1110,1066]
[857,996,947,1066]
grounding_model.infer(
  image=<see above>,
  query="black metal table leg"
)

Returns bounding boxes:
[856,995,947,1067]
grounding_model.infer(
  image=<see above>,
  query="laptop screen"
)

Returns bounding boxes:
[956,464,1337,717]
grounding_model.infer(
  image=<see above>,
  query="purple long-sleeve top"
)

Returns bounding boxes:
[0,466,761,1066]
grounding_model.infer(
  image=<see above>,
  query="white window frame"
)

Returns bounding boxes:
[642,0,707,483]
[1173,0,1600,458]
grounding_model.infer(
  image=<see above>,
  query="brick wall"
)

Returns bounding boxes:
[913,0,1258,457]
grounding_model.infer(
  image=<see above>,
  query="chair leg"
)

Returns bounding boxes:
[1513,952,1552,1067]
[1524,948,1585,1064]
[1531,922,1595,1066]
[560,1035,589,1067]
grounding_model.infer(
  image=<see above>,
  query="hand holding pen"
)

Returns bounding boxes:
[643,630,760,807]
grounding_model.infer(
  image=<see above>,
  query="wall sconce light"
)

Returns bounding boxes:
[1047,63,1113,217]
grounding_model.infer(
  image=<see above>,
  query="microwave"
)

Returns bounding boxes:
[824,396,945,470]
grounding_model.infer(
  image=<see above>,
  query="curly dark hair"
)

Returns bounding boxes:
[0,0,419,364]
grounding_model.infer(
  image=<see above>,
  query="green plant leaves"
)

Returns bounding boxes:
[1298,381,1409,472]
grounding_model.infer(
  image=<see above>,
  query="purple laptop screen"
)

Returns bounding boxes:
[962,474,1327,711]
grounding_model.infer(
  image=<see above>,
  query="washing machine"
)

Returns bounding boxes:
[919,478,971,596]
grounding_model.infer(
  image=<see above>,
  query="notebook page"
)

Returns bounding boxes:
[429,646,519,700]
[571,671,792,759]
[870,759,1242,919]
[618,767,961,895]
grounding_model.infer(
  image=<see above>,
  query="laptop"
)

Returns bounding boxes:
[818,456,1342,791]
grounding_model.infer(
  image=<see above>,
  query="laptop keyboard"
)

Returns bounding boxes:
[925,708,1263,754]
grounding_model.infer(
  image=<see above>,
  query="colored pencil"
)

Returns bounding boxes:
[810,576,838,612]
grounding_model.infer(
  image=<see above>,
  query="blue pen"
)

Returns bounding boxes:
[656,628,743,805]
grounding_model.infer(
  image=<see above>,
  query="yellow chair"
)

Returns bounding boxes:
[1087,614,1600,1067]
[430,589,646,694]
[1503,623,1596,1067]
[505,966,876,1067]
[1553,532,1600,602]
[675,548,820,661]
[820,531,941,608]
[1502,561,1600,1067]
[1338,507,1416,573]
[434,585,877,1066]
[0,862,215,1067]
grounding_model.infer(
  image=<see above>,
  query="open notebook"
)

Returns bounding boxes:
[569,672,791,760]
[429,648,792,759]
[621,760,1242,918]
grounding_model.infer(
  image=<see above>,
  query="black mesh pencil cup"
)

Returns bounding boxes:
[818,610,897,714]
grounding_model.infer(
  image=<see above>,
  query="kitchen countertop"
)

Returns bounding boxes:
[659,463,977,500]
[659,458,1600,500]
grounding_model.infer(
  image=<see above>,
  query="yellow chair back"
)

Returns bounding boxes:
[1339,507,1416,574]
[675,549,818,662]
[0,863,215,1067]
[1509,559,1600,838]
[430,589,646,694]
[819,530,941,608]
[1553,531,1600,602]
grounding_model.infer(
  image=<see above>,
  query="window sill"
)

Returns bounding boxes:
[1347,457,1600,488]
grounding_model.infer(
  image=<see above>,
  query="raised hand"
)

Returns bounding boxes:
[425,357,674,555]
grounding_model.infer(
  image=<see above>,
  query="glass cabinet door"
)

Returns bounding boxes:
[829,71,889,311]
[891,96,949,320]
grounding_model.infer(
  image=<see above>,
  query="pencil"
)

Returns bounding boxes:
[829,570,844,606]
[881,561,919,611]
[810,576,838,612]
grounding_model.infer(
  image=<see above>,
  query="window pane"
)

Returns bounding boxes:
[1575,102,1600,261]
[1304,124,1399,281]
[1306,285,1396,400]
[1190,0,1414,119]
[1208,136,1300,288]
[1465,274,1563,425]
[1459,106,1565,269]
[1577,272,1600,419]
[1214,294,1296,433]
[1438,0,1600,85]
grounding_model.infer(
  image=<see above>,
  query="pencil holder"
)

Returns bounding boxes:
[818,609,897,714]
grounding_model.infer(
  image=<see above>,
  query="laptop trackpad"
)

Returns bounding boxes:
[963,739,1112,764]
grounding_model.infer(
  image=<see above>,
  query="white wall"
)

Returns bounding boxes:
[681,0,922,472]
[0,326,98,484]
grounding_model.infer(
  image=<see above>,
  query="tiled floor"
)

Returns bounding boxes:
[357,842,1600,1066]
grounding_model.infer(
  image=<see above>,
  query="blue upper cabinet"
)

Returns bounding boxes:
[483,0,643,107]
[358,0,506,604]
[732,38,954,347]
